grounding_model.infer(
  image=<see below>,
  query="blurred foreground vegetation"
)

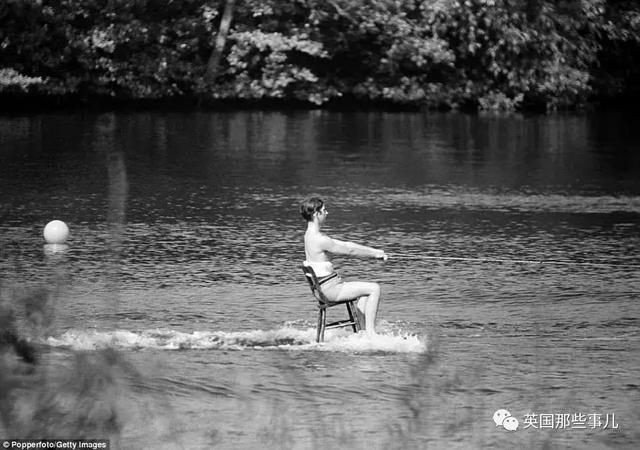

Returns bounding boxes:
[1,0,639,111]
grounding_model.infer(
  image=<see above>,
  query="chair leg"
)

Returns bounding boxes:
[351,301,366,332]
[317,308,326,343]
[346,302,359,333]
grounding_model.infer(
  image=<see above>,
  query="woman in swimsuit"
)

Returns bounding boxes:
[300,197,387,336]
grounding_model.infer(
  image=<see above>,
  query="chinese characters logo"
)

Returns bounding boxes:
[493,409,619,432]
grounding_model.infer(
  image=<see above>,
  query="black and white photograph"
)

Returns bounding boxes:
[1,1,639,448]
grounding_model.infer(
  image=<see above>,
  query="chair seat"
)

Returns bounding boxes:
[301,264,361,342]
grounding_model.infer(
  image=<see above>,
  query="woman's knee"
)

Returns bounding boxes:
[337,281,379,301]
[360,282,380,297]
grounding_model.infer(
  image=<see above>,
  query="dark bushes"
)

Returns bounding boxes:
[1,0,638,111]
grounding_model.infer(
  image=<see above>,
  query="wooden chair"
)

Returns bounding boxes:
[301,264,361,342]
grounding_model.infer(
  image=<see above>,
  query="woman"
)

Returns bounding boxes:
[300,197,387,336]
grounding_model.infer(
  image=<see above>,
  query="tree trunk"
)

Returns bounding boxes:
[205,0,236,84]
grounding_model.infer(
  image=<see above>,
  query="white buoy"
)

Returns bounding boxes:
[43,220,69,244]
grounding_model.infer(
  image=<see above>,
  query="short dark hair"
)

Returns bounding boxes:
[300,197,324,221]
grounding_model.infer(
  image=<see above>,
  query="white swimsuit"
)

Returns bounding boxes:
[303,260,334,277]
[303,260,344,301]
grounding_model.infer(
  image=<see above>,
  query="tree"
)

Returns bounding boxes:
[205,0,236,84]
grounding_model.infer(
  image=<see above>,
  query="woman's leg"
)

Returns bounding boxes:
[335,282,381,335]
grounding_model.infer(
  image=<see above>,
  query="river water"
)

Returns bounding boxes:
[1,111,639,449]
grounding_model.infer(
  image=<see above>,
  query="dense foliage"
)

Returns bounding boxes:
[1,0,639,111]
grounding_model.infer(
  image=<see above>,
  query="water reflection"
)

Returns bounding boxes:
[1,112,639,286]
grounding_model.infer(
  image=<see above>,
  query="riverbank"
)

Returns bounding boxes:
[2,92,639,115]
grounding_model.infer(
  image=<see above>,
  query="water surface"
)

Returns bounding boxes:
[1,111,639,449]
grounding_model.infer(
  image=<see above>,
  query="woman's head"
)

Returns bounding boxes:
[300,197,326,222]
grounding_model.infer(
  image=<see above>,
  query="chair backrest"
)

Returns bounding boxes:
[301,264,330,306]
